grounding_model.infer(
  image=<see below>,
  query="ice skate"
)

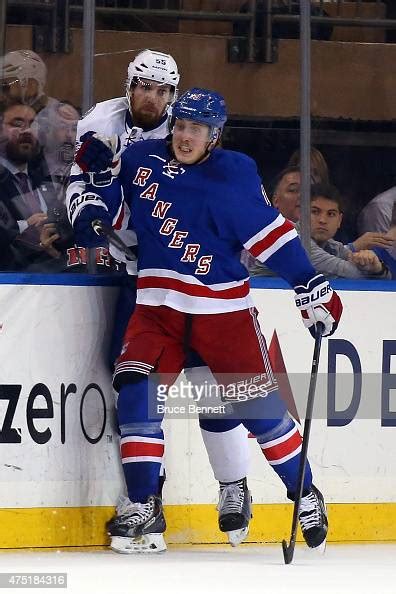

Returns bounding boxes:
[299,485,328,550]
[107,494,166,553]
[217,478,252,547]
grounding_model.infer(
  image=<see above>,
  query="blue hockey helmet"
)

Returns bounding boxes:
[172,88,227,131]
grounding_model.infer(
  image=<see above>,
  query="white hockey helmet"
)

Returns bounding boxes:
[127,49,180,93]
[0,50,47,104]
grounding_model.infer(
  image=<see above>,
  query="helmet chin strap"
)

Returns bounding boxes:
[194,128,221,164]
[195,138,218,164]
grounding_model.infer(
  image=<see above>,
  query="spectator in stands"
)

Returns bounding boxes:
[37,97,113,274]
[0,100,70,271]
[40,100,80,188]
[0,49,68,179]
[357,185,396,236]
[309,183,392,279]
[287,146,330,185]
[249,169,392,279]
[39,100,81,255]
[0,50,57,114]
[271,165,301,222]
[355,184,396,280]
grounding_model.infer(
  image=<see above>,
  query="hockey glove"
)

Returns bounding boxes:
[294,274,343,338]
[73,203,112,248]
[75,132,121,174]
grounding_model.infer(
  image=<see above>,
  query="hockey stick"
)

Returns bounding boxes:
[282,321,325,565]
[91,219,137,261]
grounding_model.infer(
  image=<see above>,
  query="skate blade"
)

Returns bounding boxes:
[227,526,249,547]
[306,539,327,556]
[110,534,167,554]
[313,539,326,555]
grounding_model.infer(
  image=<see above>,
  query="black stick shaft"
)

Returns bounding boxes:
[282,322,324,564]
[91,219,136,261]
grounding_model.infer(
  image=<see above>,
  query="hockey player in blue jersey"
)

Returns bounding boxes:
[67,51,253,547]
[70,88,342,554]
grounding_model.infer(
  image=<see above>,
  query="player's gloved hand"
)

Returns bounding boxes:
[73,203,112,248]
[75,132,121,174]
[294,274,343,338]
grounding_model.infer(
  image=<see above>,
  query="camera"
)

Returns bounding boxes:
[46,204,74,251]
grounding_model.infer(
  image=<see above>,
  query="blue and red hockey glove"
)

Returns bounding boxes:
[72,202,112,248]
[294,274,343,338]
[75,131,121,174]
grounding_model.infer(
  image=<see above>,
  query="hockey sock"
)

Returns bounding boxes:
[234,388,313,494]
[118,380,164,503]
[253,413,312,495]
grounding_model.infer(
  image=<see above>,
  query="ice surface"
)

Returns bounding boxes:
[0,544,394,594]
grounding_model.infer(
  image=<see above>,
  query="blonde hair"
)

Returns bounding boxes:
[288,146,330,185]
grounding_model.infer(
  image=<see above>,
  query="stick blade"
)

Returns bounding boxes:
[282,539,294,565]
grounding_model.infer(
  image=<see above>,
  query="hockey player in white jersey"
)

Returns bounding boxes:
[67,49,178,274]
[66,49,252,548]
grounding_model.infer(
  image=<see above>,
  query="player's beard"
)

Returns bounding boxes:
[132,108,162,128]
[131,96,166,128]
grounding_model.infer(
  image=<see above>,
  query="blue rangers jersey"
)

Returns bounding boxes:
[66,97,170,273]
[87,138,317,314]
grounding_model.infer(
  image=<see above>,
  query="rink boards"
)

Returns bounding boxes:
[0,275,395,547]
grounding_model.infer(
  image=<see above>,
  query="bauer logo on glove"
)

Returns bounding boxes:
[294,274,343,338]
[295,282,332,307]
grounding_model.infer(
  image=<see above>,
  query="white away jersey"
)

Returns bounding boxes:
[66,97,171,273]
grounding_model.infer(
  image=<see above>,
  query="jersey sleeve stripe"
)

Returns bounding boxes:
[254,228,298,262]
[247,219,296,258]
[243,213,286,251]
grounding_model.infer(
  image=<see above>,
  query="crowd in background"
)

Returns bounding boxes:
[0,50,114,273]
[0,49,395,278]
